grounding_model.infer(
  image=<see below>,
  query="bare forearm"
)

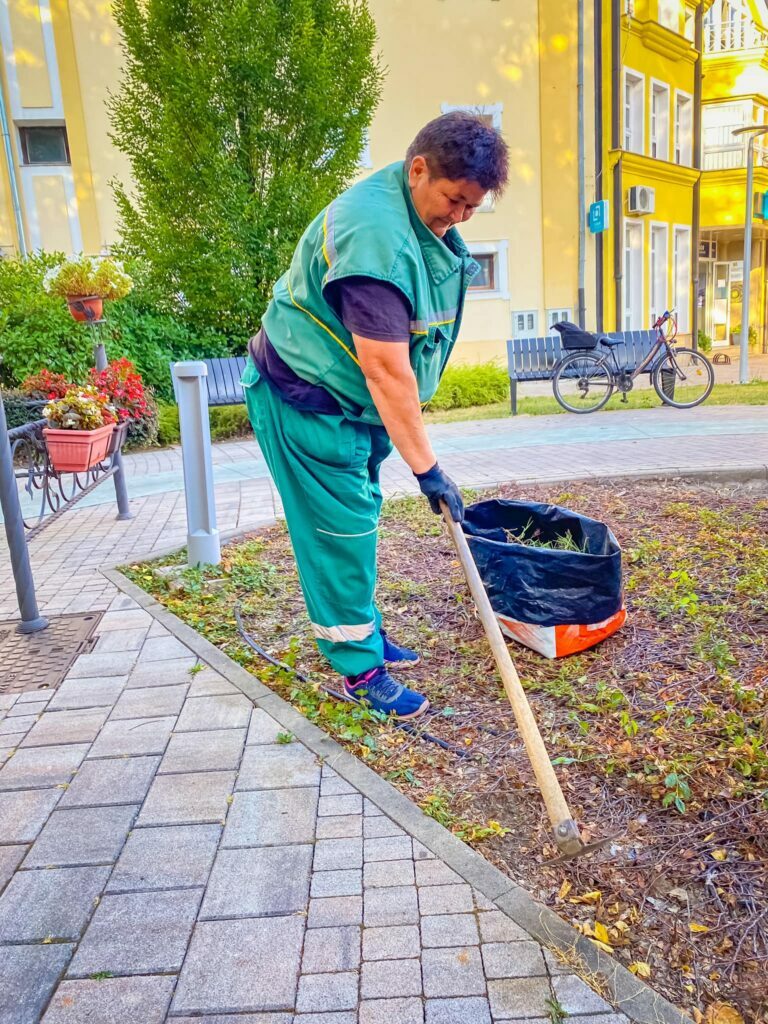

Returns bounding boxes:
[365,369,435,475]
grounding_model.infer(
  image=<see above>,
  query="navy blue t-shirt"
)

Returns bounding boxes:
[249,277,411,414]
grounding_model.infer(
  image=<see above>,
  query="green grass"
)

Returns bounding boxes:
[424,380,768,424]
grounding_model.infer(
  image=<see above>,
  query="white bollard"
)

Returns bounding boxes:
[172,361,221,567]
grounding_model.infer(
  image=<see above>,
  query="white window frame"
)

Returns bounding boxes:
[673,225,692,333]
[624,68,645,155]
[649,221,669,325]
[466,240,509,301]
[674,90,694,166]
[547,308,573,330]
[512,310,539,339]
[650,80,670,161]
[658,0,680,32]
[623,220,644,330]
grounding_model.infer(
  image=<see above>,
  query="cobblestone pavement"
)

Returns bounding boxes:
[1,404,761,1021]
[0,596,630,1024]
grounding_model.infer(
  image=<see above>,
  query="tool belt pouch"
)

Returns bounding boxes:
[462,499,626,659]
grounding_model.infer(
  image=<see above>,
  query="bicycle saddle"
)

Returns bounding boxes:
[599,336,622,347]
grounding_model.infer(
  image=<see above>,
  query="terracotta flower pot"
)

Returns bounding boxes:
[107,420,129,455]
[66,295,103,322]
[43,423,115,473]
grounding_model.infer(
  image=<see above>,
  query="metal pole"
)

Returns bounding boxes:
[741,136,755,385]
[577,0,586,329]
[0,396,48,633]
[172,361,221,568]
[91,323,132,521]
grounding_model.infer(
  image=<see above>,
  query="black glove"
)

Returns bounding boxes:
[415,462,464,522]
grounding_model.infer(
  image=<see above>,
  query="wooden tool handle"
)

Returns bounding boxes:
[442,505,583,856]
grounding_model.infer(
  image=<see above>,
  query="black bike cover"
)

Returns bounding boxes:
[462,499,624,627]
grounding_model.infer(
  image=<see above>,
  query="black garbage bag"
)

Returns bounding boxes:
[462,499,626,658]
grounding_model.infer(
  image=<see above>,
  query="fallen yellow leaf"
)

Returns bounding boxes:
[570,890,602,905]
[558,880,572,900]
[711,849,728,861]
[629,962,652,978]
[594,922,611,945]
[704,1003,745,1024]
[588,937,614,953]
[690,922,710,933]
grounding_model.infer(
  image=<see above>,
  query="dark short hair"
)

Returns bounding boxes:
[406,112,509,197]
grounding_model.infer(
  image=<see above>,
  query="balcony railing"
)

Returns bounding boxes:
[704,15,768,51]
[703,123,768,170]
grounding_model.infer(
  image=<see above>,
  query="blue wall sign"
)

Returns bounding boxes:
[588,200,610,234]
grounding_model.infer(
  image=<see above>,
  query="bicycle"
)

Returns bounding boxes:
[551,311,715,415]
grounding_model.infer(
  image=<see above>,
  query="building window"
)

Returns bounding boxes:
[18,125,70,165]
[658,0,680,32]
[673,226,691,333]
[650,223,669,324]
[674,92,693,165]
[547,309,573,330]
[702,101,748,169]
[624,70,644,154]
[651,82,670,160]
[684,9,695,39]
[624,220,644,329]
[467,241,508,300]
[512,311,539,338]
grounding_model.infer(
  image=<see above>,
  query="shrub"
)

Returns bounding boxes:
[155,402,252,447]
[20,369,72,399]
[697,330,713,354]
[125,395,159,449]
[42,254,133,300]
[428,362,509,411]
[731,324,759,347]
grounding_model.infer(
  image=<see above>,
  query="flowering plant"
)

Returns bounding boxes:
[44,386,117,430]
[88,358,149,422]
[20,369,72,400]
[42,255,133,300]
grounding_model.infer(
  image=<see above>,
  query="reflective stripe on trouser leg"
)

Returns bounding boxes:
[243,375,392,677]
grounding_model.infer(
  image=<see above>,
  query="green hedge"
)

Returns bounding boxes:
[157,403,251,447]
[1,390,45,430]
[427,362,509,411]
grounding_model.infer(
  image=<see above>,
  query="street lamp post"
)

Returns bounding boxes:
[733,125,768,384]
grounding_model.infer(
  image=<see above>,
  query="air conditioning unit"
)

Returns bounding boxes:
[627,186,655,215]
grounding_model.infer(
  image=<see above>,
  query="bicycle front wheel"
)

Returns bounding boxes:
[553,351,614,414]
[652,347,714,409]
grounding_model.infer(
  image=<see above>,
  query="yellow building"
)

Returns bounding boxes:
[596,0,705,343]
[699,0,768,349]
[0,0,759,358]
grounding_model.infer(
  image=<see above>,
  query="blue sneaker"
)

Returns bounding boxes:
[381,630,421,668]
[343,666,429,719]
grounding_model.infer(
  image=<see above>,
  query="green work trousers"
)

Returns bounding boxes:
[242,362,393,677]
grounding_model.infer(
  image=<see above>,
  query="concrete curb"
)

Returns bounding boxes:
[102,564,694,1024]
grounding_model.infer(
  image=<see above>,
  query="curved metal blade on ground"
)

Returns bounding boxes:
[232,603,471,758]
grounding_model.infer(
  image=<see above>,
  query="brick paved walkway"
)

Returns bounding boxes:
[2,404,763,1022]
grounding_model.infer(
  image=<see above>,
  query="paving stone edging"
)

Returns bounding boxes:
[103,565,692,1024]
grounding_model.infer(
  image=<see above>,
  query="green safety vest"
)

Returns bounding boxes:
[261,161,480,425]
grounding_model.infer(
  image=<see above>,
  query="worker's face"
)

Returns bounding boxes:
[408,156,488,237]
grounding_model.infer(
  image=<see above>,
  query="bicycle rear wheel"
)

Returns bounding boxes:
[652,347,714,408]
[553,351,614,414]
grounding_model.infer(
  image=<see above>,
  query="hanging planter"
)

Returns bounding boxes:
[106,419,129,455]
[43,423,115,473]
[42,254,133,322]
[66,295,104,323]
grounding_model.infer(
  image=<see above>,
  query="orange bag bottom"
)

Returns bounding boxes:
[497,605,627,659]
